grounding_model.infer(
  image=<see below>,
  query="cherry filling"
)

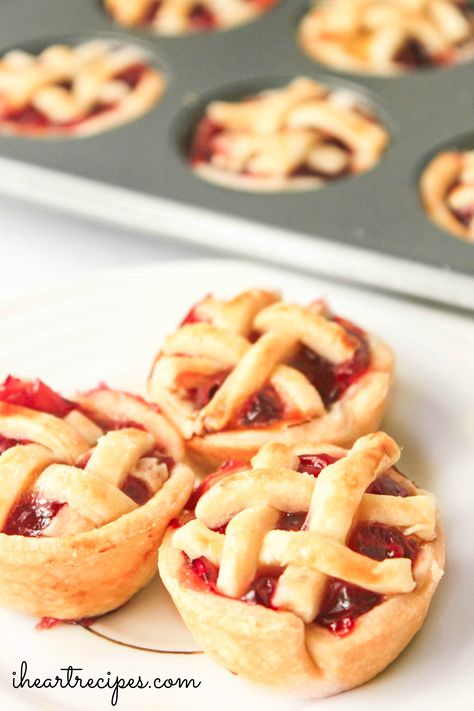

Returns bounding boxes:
[366,473,409,497]
[0,375,75,417]
[190,556,218,592]
[121,475,152,506]
[235,384,285,427]
[298,452,339,477]
[289,318,370,408]
[315,522,420,637]
[1,64,148,131]
[316,581,382,637]
[394,38,433,68]
[277,511,307,531]
[3,493,65,537]
[189,117,225,164]
[349,522,420,564]
[241,568,283,607]
[120,450,174,505]
[186,370,230,410]
[189,4,217,30]
[113,63,148,90]
[180,295,211,326]
[0,434,23,454]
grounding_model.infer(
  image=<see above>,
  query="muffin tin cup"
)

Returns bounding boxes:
[0,0,473,310]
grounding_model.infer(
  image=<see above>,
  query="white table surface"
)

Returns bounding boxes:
[0,195,215,300]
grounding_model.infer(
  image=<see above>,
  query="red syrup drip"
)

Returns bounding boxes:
[3,493,65,537]
[36,616,95,630]
[0,375,75,417]
[187,459,246,510]
[189,117,225,164]
[189,3,217,30]
[289,318,370,408]
[236,384,285,427]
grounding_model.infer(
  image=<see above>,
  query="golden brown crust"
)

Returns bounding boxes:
[0,41,165,139]
[105,0,278,35]
[159,512,443,696]
[189,78,388,192]
[420,150,474,241]
[159,434,444,696]
[186,337,394,469]
[299,0,474,76]
[0,402,91,463]
[148,290,395,470]
[0,462,194,619]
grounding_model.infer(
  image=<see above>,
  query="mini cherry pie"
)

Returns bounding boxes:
[104,0,278,35]
[299,0,474,75]
[188,77,389,191]
[420,149,474,241]
[148,290,394,467]
[0,377,193,619]
[0,40,165,137]
[159,432,444,696]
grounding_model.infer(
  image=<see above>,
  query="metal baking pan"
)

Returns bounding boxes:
[0,0,473,310]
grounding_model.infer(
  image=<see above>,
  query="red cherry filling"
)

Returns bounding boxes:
[394,38,433,68]
[289,318,370,408]
[298,452,339,477]
[349,522,420,564]
[0,375,74,417]
[190,556,218,592]
[120,450,174,505]
[189,4,217,30]
[188,459,246,510]
[180,295,211,325]
[0,434,24,454]
[189,117,225,164]
[316,522,420,636]
[235,384,285,427]
[186,370,230,410]
[366,473,409,497]
[3,493,65,537]
[113,63,147,90]
[316,581,382,637]
[1,64,148,132]
[121,475,152,505]
[240,568,283,607]
[277,511,307,531]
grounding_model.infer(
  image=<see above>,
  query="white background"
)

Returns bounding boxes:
[0,194,215,300]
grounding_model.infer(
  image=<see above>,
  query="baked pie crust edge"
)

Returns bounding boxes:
[0,459,194,619]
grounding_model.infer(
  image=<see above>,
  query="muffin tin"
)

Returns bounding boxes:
[0,0,473,310]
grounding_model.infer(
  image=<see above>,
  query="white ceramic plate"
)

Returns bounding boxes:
[0,259,472,711]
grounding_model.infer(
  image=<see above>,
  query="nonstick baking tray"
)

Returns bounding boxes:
[1,0,473,310]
